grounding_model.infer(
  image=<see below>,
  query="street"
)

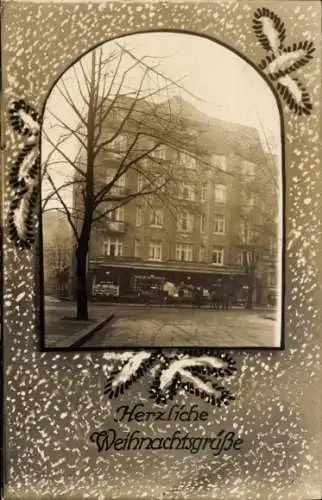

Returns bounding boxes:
[44,301,279,348]
[86,306,279,348]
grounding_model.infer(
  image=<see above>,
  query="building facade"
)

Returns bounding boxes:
[72,96,279,304]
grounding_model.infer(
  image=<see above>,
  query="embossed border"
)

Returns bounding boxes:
[1,2,321,498]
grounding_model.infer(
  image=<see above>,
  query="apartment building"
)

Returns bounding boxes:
[71,96,279,303]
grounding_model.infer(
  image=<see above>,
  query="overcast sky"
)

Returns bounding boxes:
[42,32,281,209]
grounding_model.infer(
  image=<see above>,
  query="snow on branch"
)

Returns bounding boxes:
[159,356,226,392]
[102,350,237,407]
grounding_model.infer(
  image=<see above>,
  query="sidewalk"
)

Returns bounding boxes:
[46,295,276,312]
[87,300,276,312]
[44,299,278,348]
[85,306,280,348]
[261,314,277,321]
[45,314,114,349]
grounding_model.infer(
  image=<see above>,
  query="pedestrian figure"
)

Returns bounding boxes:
[210,286,221,310]
[163,281,176,307]
[194,285,203,308]
[267,293,275,311]
[222,291,230,311]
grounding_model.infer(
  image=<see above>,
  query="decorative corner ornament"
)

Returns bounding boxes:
[103,350,237,406]
[253,7,315,115]
[8,99,41,249]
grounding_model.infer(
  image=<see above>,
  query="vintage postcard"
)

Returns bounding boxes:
[40,24,283,350]
[1,0,321,499]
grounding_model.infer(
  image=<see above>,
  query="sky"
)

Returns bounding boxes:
[42,32,282,209]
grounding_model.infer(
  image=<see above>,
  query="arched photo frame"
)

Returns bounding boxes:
[35,29,285,351]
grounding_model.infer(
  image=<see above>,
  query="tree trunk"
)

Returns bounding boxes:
[245,273,254,310]
[75,246,89,320]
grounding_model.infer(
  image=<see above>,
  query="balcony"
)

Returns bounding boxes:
[106,220,127,233]
[108,186,130,198]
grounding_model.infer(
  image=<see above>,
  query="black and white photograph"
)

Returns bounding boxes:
[41,32,283,350]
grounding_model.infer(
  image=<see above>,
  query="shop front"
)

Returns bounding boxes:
[88,260,248,304]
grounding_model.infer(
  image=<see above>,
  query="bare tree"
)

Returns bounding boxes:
[231,158,279,309]
[43,233,71,295]
[42,43,213,320]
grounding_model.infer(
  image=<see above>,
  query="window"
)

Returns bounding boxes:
[199,246,205,262]
[201,182,208,202]
[153,145,167,160]
[177,211,194,232]
[240,221,252,244]
[200,214,206,233]
[268,272,276,286]
[212,154,226,171]
[136,206,142,226]
[214,184,226,202]
[242,161,255,176]
[148,242,162,261]
[150,208,164,227]
[107,206,124,222]
[176,244,193,262]
[179,183,195,201]
[134,239,141,258]
[238,250,253,266]
[155,174,166,192]
[247,192,255,207]
[269,236,277,254]
[213,214,225,234]
[185,155,196,169]
[137,173,145,191]
[212,247,224,265]
[109,134,126,157]
[103,238,123,257]
[106,170,126,195]
[106,169,126,187]
[118,173,126,186]
[106,171,114,185]
[241,188,255,207]
[178,152,196,169]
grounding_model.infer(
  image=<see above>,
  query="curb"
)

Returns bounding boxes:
[71,314,115,348]
[54,314,115,349]
[261,315,277,321]
[91,302,248,310]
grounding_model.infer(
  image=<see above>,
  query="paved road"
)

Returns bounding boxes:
[44,302,279,348]
[83,306,279,348]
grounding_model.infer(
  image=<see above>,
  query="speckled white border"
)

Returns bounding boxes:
[2,1,322,499]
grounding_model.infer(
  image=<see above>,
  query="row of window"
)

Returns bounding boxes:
[106,137,230,168]
[107,206,254,241]
[179,183,257,204]
[102,239,255,266]
[106,136,256,176]
[138,210,254,241]
[105,170,257,206]
[136,208,226,233]
[112,173,229,203]
[179,183,227,202]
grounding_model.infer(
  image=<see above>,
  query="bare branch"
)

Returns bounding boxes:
[42,179,83,211]
[116,42,212,106]
[56,80,87,126]
[45,171,79,241]
[43,133,86,178]
[72,64,90,106]
[94,67,150,159]
[46,109,87,149]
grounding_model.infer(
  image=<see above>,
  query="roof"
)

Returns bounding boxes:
[104,94,268,164]
[156,95,267,163]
